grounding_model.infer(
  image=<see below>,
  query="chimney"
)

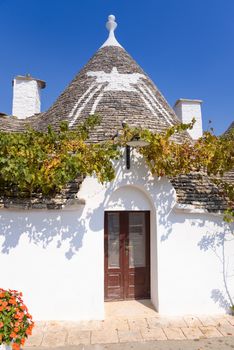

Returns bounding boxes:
[173,99,203,140]
[12,74,46,119]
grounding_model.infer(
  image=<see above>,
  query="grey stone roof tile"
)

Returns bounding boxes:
[171,172,229,212]
[35,46,190,142]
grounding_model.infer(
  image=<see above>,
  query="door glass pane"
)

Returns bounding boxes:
[129,212,146,268]
[108,213,120,268]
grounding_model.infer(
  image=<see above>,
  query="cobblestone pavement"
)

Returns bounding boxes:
[25,314,234,348]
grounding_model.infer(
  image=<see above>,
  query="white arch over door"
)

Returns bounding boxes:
[105,185,158,310]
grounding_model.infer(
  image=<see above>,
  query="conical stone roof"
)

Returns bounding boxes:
[35,15,188,141]
[1,15,189,142]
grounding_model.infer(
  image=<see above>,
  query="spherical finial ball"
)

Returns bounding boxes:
[108,14,115,21]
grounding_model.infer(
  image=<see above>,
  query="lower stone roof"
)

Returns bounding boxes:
[0,179,83,210]
[0,172,230,213]
[171,172,229,213]
[0,114,42,132]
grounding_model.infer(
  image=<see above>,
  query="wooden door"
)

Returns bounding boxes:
[104,211,150,301]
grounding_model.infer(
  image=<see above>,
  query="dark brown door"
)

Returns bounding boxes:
[104,211,150,301]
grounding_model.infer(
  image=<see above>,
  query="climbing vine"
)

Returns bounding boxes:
[118,120,234,221]
[0,115,233,221]
[0,115,119,196]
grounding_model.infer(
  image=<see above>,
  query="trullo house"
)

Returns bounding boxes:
[0,15,233,321]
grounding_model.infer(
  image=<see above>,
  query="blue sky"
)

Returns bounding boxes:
[0,0,233,135]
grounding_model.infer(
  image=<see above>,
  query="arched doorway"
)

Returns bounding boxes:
[104,186,156,302]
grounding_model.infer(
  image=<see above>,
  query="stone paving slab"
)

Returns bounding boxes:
[212,316,231,326]
[140,327,167,341]
[102,318,129,331]
[42,331,67,348]
[25,331,44,347]
[91,330,119,344]
[118,329,143,343]
[24,314,234,347]
[199,326,223,338]
[128,318,148,330]
[180,326,205,339]
[162,327,186,340]
[198,315,218,327]
[217,324,234,336]
[183,315,203,327]
[67,330,91,345]
[147,316,170,328]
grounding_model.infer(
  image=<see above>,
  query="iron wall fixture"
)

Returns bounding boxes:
[126,136,149,169]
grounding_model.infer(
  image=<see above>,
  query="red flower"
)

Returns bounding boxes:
[26,328,32,336]
[12,343,20,350]
[10,332,17,338]
[20,304,28,311]
[0,288,34,345]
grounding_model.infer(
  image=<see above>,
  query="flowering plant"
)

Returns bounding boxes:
[0,289,34,350]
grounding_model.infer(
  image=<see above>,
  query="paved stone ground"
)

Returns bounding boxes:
[25,337,234,350]
[24,314,234,348]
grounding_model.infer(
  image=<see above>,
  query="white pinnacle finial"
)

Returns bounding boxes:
[100,14,123,48]
[106,15,117,32]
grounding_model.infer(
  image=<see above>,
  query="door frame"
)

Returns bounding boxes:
[104,210,151,301]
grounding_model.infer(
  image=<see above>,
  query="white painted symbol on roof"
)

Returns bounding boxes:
[87,67,145,92]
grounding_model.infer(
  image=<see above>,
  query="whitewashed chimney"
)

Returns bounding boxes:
[12,75,46,119]
[173,99,203,140]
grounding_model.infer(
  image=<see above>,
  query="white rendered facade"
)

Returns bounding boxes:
[0,151,233,320]
[1,14,233,322]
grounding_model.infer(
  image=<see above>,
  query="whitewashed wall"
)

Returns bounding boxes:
[0,209,104,320]
[154,177,234,315]
[0,150,233,320]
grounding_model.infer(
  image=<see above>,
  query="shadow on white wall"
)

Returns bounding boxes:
[198,228,234,312]
[0,209,87,260]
